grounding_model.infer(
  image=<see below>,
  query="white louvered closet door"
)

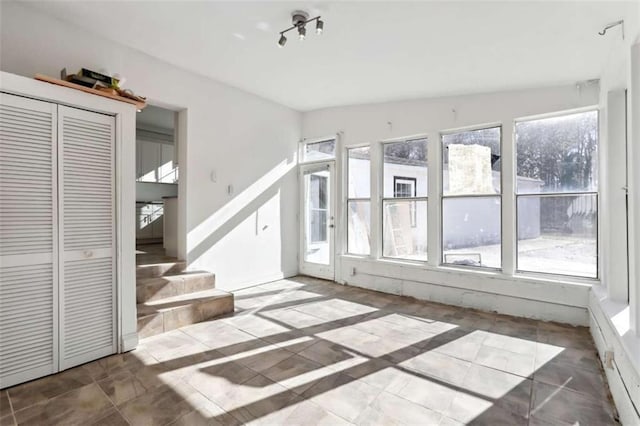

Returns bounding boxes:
[0,93,58,388]
[58,106,116,370]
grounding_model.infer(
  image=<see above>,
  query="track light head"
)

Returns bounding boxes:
[278,34,287,47]
[316,19,324,34]
[298,26,306,40]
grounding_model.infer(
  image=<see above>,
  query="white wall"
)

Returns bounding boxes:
[304,83,600,325]
[0,2,301,291]
[586,8,640,422]
[590,40,640,426]
[303,85,599,147]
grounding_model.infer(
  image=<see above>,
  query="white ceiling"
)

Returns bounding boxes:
[24,1,639,111]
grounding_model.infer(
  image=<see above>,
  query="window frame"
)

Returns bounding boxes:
[440,124,504,271]
[336,109,601,287]
[381,136,429,262]
[514,108,600,280]
[300,137,337,164]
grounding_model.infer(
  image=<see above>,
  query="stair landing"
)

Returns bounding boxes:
[136,244,234,338]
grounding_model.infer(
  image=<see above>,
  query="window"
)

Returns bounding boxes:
[515,110,598,278]
[303,139,336,162]
[382,138,428,261]
[441,126,502,269]
[442,127,502,269]
[394,177,417,198]
[347,147,371,255]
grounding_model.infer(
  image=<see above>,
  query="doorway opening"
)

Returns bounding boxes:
[135,105,179,263]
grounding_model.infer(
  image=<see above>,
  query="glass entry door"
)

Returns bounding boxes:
[300,162,335,280]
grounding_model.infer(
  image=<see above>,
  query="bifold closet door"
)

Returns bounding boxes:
[58,105,116,370]
[0,93,58,388]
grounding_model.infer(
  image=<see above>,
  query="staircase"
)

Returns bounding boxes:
[136,251,234,339]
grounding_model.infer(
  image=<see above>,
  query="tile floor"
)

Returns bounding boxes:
[0,276,617,425]
[136,243,177,265]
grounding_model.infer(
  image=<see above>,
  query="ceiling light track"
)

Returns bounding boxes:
[278,10,324,47]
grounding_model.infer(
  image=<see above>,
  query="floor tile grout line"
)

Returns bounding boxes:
[5,392,16,426]
[530,375,611,405]
[94,379,131,425]
[527,369,535,426]
[179,374,259,425]
[7,374,96,415]
[285,371,365,425]
[369,375,452,420]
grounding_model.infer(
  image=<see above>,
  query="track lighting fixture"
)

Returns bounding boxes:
[278,34,287,48]
[278,10,324,47]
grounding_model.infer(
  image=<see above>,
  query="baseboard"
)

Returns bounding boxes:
[589,290,640,425]
[120,331,139,352]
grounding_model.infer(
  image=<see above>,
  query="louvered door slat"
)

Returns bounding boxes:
[0,93,57,388]
[59,106,116,370]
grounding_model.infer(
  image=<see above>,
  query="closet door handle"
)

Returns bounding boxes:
[84,250,94,258]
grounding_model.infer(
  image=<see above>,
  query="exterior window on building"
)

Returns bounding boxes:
[393,177,417,227]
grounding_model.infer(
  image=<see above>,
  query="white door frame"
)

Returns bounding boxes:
[299,161,336,280]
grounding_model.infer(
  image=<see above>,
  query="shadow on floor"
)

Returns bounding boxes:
[1,276,617,426]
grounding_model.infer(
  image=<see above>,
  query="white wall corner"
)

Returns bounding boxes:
[631,42,640,335]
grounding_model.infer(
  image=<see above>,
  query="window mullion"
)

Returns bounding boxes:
[502,121,516,275]
[428,131,440,267]
[371,142,382,259]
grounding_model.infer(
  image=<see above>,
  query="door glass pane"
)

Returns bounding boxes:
[443,196,501,269]
[442,127,501,195]
[517,194,597,277]
[347,200,370,255]
[304,168,330,264]
[382,199,427,261]
[516,111,598,194]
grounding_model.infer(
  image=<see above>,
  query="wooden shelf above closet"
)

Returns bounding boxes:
[35,74,147,110]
